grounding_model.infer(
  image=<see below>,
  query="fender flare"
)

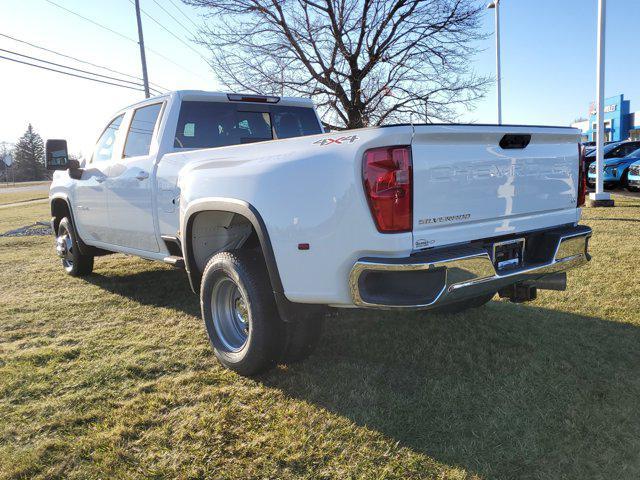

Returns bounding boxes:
[49,194,88,254]
[181,198,284,296]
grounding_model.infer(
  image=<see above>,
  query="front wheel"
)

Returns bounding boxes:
[620,169,630,189]
[56,217,94,276]
[200,250,284,376]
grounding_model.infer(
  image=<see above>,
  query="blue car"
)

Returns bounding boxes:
[583,140,640,170]
[628,160,640,192]
[588,147,640,190]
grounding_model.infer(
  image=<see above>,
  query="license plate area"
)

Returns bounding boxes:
[493,238,525,272]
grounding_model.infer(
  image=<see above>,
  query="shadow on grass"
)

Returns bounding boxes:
[85,266,200,317]
[265,304,640,478]
[85,267,640,478]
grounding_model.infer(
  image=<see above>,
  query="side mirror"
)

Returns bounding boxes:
[45,139,80,171]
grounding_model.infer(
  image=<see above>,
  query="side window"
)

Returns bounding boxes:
[92,115,124,163]
[123,103,163,158]
[625,144,640,156]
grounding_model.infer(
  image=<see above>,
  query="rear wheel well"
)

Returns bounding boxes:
[187,210,262,289]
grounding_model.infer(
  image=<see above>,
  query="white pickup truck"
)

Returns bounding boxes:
[47,90,592,375]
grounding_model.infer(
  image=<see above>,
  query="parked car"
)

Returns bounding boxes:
[582,140,615,149]
[627,160,640,191]
[584,140,640,171]
[587,146,640,189]
[46,90,592,375]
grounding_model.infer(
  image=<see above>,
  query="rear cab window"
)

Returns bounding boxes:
[173,101,321,149]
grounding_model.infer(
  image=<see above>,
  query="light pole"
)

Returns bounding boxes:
[487,0,502,125]
[589,0,614,207]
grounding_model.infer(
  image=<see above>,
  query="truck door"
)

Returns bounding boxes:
[73,114,124,244]
[103,102,163,253]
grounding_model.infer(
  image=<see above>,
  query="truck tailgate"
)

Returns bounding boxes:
[410,126,580,249]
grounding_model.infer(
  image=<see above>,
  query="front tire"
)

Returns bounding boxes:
[56,217,94,276]
[200,250,284,376]
[620,169,629,189]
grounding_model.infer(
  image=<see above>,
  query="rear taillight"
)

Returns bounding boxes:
[362,146,412,232]
[578,144,586,207]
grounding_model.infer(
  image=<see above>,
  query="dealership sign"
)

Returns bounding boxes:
[589,102,617,115]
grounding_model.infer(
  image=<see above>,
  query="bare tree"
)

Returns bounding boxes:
[186,0,491,129]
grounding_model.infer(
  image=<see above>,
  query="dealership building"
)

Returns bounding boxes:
[571,94,640,142]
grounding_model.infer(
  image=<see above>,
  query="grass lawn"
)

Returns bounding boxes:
[1,198,639,479]
[0,192,48,206]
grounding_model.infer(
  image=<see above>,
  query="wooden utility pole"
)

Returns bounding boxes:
[134,0,150,98]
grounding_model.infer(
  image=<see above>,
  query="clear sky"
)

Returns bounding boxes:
[1,0,639,157]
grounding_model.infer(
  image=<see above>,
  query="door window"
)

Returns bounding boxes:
[92,115,124,163]
[123,103,163,157]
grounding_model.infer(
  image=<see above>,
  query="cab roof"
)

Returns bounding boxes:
[121,90,315,112]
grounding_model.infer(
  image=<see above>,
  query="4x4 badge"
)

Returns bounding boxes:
[313,135,359,146]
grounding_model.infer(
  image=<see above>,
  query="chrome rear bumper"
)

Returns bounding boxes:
[349,225,591,309]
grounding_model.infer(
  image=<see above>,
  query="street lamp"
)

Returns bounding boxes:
[487,0,502,125]
[589,0,614,207]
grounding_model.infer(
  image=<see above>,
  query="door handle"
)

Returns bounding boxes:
[95,176,106,183]
[135,171,149,181]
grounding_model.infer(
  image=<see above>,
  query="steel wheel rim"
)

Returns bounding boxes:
[56,227,74,270]
[211,277,249,352]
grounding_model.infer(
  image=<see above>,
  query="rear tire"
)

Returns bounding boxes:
[200,250,284,376]
[429,292,495,315]
[56,217,94,276]
[281,312,325,364]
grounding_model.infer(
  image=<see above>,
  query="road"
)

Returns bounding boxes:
[0,182,50,193]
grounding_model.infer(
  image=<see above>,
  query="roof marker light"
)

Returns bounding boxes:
[227,94,280,103]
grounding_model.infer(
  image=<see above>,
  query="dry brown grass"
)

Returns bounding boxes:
[0,191,48,206]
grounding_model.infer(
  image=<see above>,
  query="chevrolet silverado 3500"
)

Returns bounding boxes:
[47,91,591,375]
